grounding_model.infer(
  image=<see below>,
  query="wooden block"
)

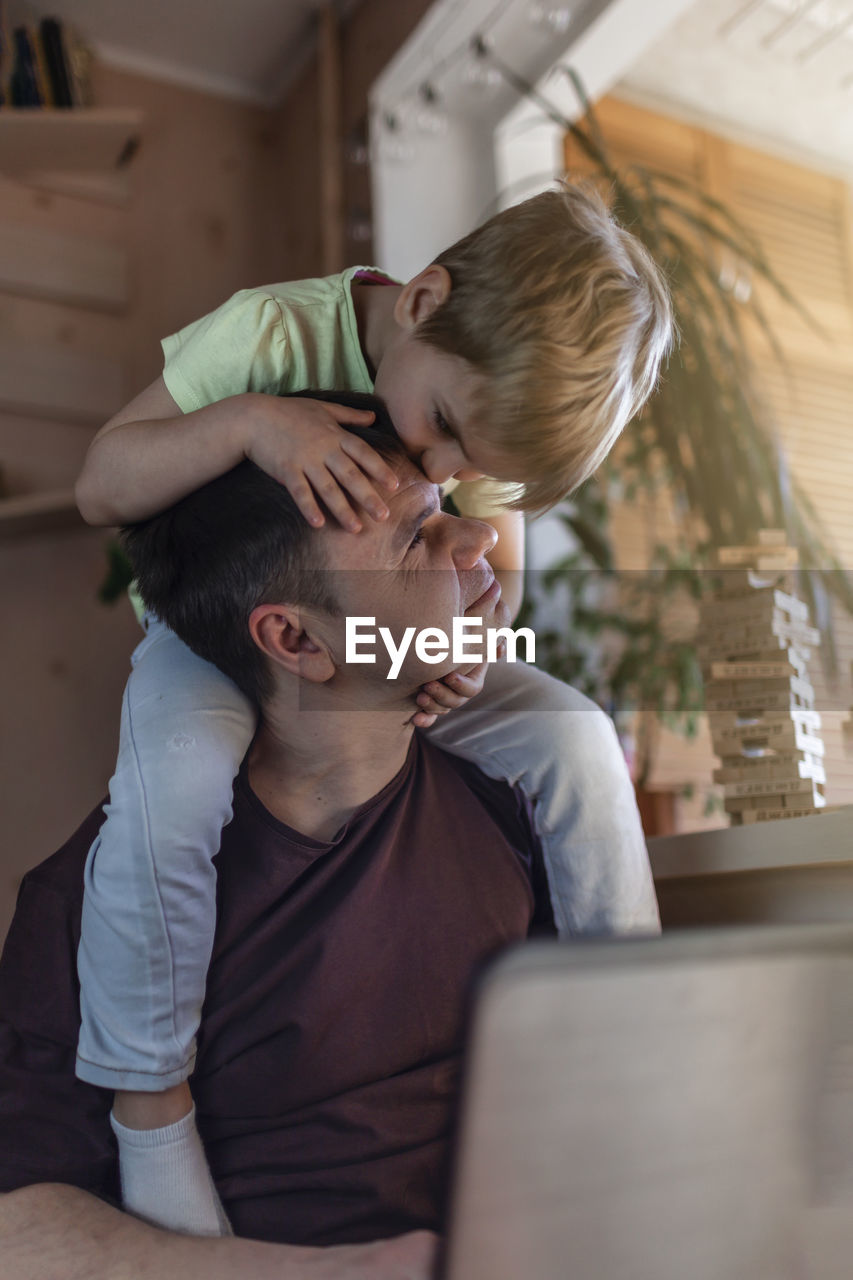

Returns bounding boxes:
[711,719,825,754]
[700,624,778,653]
[790,674,816,702]
[701,611,816,644]
[698,588,808,624]
[738,805,819,823]
[704,675,813,701]
[712,755,826,785]
[711,727,823,757]
[756,550,799,571]
[706,708,822,732]
[790,706,822,731]
[698,627,818,662]
[722,777,821,801]
[732,706,825,733]
[757,529,788,545]
[710,659,798,681]
[715,545,798,568]
[714,569,792,596]
[704,690,809,716]
[716,545,777,566]
[724,786,824,815]
[0,221,128,311]
[727,645,809,675]
[704,679,737,698]
[792,732,825,757]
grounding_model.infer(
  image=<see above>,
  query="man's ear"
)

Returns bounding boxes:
[394,263,451,331]
[248,604,335,684]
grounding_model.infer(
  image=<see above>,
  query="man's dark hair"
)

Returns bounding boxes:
[122,391,405,707]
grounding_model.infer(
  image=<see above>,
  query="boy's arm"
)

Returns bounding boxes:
[75,375,248,525]
[484,511,525,623]
[75,378,391,529]
[0,1184,437,1280]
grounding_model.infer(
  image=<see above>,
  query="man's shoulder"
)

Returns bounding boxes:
[0,804,101,1015]
[14,803,106,914]
[415,736,553,931]
[416,735,537,848]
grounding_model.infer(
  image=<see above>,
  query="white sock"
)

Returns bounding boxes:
[110,1104,233,1237]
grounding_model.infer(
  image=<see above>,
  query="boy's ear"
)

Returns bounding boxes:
[248,604,335,684]
[394,264,451,331]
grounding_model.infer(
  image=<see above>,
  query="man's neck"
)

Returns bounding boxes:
[246,696,415,841]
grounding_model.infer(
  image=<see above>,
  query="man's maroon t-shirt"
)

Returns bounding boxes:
[0,733,552,1245]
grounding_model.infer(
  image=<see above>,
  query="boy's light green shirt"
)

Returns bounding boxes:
[132,269,511,620]
[162,269,376,411]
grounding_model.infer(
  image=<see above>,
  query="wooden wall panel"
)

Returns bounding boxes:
[0,291,127,359]
[268,0,437,281]
[0,222,127,311]
[0,413,94,494]
[0,174,125,240]
[0,336,124,422]
[0,529,139,945]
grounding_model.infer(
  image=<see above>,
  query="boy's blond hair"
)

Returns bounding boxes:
[417,180,674,515]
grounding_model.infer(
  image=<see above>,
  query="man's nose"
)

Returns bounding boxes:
[451,517,498,568]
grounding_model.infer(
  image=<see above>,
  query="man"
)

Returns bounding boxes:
[0,393,657,1278]
[0,397,557,1280]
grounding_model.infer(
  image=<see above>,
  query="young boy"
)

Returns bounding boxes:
[74,182,673,1238]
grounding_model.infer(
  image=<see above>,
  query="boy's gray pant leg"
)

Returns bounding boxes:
[76,620,256,1090]
[427,659,660,937]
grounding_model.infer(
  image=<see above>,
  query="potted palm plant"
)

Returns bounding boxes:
[483,48,853,808]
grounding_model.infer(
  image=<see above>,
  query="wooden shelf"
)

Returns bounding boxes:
[0,489,83,537]
[0,109,143,175]
[648,805,853,880]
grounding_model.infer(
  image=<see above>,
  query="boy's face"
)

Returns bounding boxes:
[373,334,514,487]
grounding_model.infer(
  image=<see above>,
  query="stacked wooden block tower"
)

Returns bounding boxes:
[699,530,826,825]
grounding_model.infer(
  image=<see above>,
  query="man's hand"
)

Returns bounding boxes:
[243,395,399,532]
[302,1229,439,1278]
[0,1184,439,1280]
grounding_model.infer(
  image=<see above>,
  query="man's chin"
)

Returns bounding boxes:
[487,597,511,631]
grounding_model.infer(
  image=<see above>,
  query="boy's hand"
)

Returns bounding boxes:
[410,640,507,727]
[243,395,399,531]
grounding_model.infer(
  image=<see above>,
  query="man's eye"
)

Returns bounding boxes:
[432,409,453,437]
[407,530,424,552]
